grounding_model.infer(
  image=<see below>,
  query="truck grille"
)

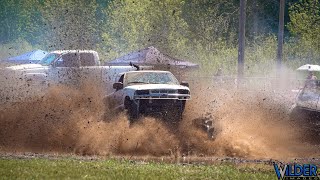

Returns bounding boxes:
[136,90,150,95]
[134,89,190,100]
[150,89,177,94]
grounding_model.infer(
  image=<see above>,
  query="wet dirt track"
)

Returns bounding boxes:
[0,81,319,163]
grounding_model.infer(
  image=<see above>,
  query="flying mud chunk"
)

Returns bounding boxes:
[105,70,191,123]
[192,117,215,140]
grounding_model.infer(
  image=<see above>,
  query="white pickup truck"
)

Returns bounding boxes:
[0,50,137,102]
[105,70,191,122]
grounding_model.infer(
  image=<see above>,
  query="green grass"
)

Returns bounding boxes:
[0,157,276,179]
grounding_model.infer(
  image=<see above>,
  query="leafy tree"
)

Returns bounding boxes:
[39,0,100,50]
[182,0,239,51]
[288,0,320,55]
[0,0,41,44]
[101,0,189,61]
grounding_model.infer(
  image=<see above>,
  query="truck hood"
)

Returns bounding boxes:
[6,64,46,71]
[125,84,190,91]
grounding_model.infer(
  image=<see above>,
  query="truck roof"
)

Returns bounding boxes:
[117,70,172,76]
[125,70,171,73]
[46,50,100,66]
[51,50,98,54]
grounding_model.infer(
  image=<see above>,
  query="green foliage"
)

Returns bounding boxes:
[101,0,189,60]
[182,0,239,49]
[0,0,318,76]
[288,0,320,58]
[285,37,320,66]
[0,38,34,60]
[39,0,100,50]
[0,0,42,44]
[189,35,279,76]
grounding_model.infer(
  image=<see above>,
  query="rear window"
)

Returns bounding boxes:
[80,53,97,66]
[58,53,79,67]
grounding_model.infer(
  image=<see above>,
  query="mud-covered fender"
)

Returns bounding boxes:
[105,88,137,109]
[25,73,48,85]
[123,88,136,100]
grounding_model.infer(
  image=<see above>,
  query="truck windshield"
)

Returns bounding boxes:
[38,53,59,66]
[125,72,180,85]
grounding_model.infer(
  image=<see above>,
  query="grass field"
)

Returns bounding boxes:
[0,157,276,179]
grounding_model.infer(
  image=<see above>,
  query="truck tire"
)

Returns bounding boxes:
[290,106,307,122]
[165,105,183,123]
[125,98,139,122]
[181,100,186,112]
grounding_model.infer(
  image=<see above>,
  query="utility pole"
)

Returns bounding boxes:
[238,0,246,80]
[253,0,258,36]
[277,0,285,76]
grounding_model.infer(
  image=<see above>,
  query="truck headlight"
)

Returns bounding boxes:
[178,89,189,94]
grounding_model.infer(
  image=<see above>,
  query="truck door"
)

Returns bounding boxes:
[49,53,81,85]
[109,74,125,109]
[79,52,102,88]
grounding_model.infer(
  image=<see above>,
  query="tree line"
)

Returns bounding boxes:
[0,0,319,75]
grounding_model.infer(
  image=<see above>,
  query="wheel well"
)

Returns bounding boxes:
[124,96,131,109]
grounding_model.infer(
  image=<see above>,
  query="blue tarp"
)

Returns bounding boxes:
[7,50,48,64]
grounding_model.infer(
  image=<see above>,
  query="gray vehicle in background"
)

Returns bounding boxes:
[291,66,320,133]
[293,83,320,113]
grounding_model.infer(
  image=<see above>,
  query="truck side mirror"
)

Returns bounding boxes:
[180,81,189,87]
[113,82,123,90]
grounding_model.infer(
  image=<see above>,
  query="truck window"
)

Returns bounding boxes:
[39,53,58,66]
[80,53,96,66]
[118,74,124,83]
[55,53,79,67]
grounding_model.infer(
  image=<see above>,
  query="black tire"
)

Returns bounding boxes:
[291,107,320,144]
[164,105,183,123]
[102,97,116,121]
[290,106,308,122]
[125,98,139,121]
[181,100,186,112]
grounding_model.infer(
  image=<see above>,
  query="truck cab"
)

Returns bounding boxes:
[39,50,100,67]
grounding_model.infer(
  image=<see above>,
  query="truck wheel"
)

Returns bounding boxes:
[125,98,139,122]
[165,106,183,123]
[290,106,307,122]
[102,97,115,121]
[181,100,186,112]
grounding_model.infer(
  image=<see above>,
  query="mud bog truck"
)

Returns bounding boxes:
[105,70,191,122]
[290,79,320,133]
[291,81,320,115]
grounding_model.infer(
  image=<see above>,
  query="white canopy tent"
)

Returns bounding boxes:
[297,64,320,71]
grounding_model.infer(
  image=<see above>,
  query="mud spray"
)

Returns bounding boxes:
[0,80,319,160]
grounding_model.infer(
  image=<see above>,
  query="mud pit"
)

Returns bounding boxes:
[0,81,319,161]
